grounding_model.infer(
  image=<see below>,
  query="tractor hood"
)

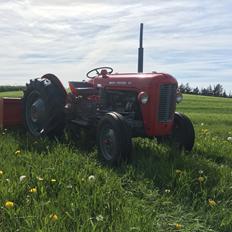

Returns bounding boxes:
[88,72,177,92]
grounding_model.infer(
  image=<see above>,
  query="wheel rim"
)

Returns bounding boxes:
[100,126,116,161]
[26,91,46,136]
[172,121,185,149]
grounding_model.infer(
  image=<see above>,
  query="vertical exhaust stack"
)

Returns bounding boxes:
[138,23,144,73]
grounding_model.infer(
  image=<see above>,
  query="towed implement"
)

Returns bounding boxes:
[0,24,195,165]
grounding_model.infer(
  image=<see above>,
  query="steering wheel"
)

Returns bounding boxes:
[86,67,113,79]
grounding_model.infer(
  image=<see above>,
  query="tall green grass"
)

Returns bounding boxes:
[0,94,231,231]
[0,91,23,98]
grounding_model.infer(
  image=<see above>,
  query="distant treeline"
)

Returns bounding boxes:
[0,84,231,98]
[0,85,25,92]
[179,83,232,98]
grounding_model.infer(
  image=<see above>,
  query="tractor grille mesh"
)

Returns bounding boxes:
[158,84,177,122]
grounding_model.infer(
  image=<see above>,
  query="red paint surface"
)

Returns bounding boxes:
[0,98,22,128]
[88,72,177,136]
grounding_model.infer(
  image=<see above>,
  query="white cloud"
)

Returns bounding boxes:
[0,0,231,92]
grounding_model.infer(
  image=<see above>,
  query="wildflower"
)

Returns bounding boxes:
[165,189,171,193]
[50,213,58,221]
[15,150,21,155]
[88,175,96,181]
[208,199,217,207]
[227,137,232,142]
[175,169,182,175]
[36,176,44,181]
[200,123,204,126]
[5,201,14,209]
[19,175,26,182]
[0,170,3,176]
[201,129,208,134]
[51,179,56,182]
[96,214,104,222]
[198,176,204,183]
[175,223,182,230]
[5,178,10,183]
[198,170,204,174]
[29,187,37,193]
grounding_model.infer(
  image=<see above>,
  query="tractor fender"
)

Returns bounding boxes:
[41,73,67,98]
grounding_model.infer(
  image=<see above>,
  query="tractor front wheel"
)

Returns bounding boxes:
[97,112,132,166]
[157,112,195,151]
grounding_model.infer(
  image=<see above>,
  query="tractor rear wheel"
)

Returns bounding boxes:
[97,112,132,165]
[22,75,66,137]
[157,112,195,151]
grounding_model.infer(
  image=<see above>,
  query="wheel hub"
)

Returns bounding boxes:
[30,98,45,123]
[101,128,116,160]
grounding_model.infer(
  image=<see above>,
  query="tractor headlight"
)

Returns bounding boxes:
[138,91,149,104]
[176,92,183,103]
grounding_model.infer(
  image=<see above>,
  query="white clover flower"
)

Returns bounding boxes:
[164,189,171,193]
[200,123,204,126]
[96,214,104,222]
[19,175,26,182]
[227,137,232,141]
[36,176,44,181]
[198,170,204,174]
[88,175,96,182]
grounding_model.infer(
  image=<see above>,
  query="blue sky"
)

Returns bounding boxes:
[0,0,231,93]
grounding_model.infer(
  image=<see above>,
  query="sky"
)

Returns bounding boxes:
[0,0,231,92]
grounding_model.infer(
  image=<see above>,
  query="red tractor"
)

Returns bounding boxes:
[22,24,195,165]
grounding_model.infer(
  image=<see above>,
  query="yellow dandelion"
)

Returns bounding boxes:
[208,199,217,207]
[15,150,21,155]
[175,169,182,175]
[201,129,208,134]
[29,187,37,193]
[175,223,182,230]
[50,213,58,221]
[5,201,14,209]
[198,176,204,183]
[0,170,3,176]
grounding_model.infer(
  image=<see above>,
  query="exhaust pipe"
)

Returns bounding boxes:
[138,23,144,73]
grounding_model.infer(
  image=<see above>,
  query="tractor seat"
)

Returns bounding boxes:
[69,81,97,96]
[75,87,98,96]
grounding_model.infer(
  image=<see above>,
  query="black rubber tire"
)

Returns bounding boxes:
[157,112,195,151]
[97,112,132,166]
[22,76,66,137]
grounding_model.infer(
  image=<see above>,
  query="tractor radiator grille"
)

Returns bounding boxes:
[158,84,177,122]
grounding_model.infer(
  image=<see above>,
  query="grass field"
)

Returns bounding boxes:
[0,91,23,98]
[0,93,232,231]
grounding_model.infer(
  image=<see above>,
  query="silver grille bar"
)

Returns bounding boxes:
[158,84,177,122]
